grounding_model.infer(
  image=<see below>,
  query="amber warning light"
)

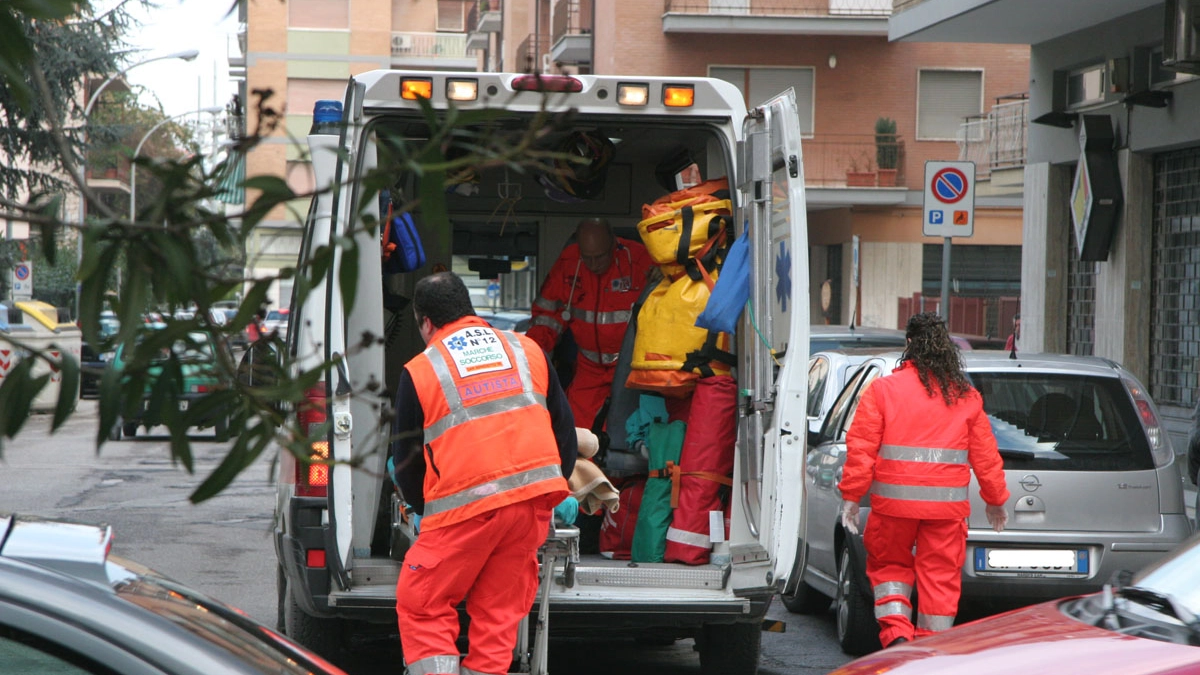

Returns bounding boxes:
[401,78,433,100]
[663,84,695,108]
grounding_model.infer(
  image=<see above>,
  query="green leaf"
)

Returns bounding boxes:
[0,359,49,439]
[338,236,360,314]
[96,362,123,447]
[51,348,79,431]
[190,423,272,503]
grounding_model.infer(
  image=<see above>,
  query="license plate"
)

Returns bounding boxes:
[178,400,189,411]
[974,548,1089,574]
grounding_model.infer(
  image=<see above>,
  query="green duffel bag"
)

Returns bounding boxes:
[631,419,686,562]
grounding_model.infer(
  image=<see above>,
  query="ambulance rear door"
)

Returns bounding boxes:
[737,87,810,590]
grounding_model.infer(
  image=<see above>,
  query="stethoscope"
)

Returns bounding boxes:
[562,243,635,322]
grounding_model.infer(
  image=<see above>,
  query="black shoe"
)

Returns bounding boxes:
[887,637,910,648]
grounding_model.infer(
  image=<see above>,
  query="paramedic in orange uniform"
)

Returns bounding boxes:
[527,217,653,428]
[391,272,577,675]
[837,312,1009,648]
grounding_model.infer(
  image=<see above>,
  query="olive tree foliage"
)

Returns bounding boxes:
[0,1,590,503]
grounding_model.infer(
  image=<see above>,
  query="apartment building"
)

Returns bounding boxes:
[237,0,1028,334]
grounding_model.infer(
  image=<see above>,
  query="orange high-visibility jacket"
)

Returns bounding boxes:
[838,362,1009,520]
[527,237,653,367]
[406,316,570,531]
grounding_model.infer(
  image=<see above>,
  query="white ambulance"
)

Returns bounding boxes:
[273,70,810,675]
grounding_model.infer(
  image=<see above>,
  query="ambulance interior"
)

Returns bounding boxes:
[367,115,739,559]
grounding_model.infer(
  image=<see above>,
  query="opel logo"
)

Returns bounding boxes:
[1019,474,1042,492]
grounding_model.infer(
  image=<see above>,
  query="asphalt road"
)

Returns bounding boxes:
[2,401,856,675]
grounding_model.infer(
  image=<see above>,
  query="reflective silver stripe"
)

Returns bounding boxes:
[917,612,955,631]
[666,526,712,549]
[424,464,564,517]
[874,600,911,620]
[578,347,620,365]
[533,296,560,312]
[461,668,502,675]
[575,308,633,325]
[530,315,563,333]
[406,654,460,675]
[873,581,912,601]
[422,333,546,442]
[880,445,968,465]
[871,482,968,502]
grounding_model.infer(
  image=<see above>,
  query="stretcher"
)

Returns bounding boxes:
[511,524,579,675]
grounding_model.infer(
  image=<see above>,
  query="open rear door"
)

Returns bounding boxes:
[737,88,810,590]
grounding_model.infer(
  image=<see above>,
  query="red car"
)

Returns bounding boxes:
[829,533,1200,675]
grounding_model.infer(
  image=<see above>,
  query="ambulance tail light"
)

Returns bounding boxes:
[446,78,478,101]
[400,77,433,100]
[296,384,330,497]
[663,84,695,108]
[512,74,583,93]
[1122,374,1173,467]
[617,83,649,106]
[306,549,326,568]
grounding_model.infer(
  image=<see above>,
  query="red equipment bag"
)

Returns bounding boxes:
[599,477,646,560]
[664,375,737,564]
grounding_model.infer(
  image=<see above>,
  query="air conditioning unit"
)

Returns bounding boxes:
[1164,0,1200,74]
[542,53,552,73]
[392,34,413,52]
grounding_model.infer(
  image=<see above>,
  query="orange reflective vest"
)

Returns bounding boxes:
[406,316,570,531]
[527,237,653,367]
[838,362,1009,520]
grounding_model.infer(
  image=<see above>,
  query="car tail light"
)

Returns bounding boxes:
[296,384,330,497]
[306,549,326,568]
[1122,374,1174,467]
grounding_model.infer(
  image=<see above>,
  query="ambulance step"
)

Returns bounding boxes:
[573,561,727,589]
[350,559,400,586]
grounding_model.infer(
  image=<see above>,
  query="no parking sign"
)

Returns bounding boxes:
[11,261,32,299]
[922,161,976,238]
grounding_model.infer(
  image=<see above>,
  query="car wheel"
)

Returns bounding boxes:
[781,579,833,614]
[697,622,761,675]
[214,415,230,442]
[284,577,345,664]
[835,542,882,656]
[122,423,138,438]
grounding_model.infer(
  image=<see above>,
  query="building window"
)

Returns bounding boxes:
[710,66,814,136]
[289,0,349,29]
[916,69,983,141]
[1066,64,1106,108]
[1066,223,1097,356]
[438,0,466,32]
[1150,148,1200,409]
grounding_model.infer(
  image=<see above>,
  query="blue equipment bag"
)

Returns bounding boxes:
[695,229,750,335]
[383,208,426,273]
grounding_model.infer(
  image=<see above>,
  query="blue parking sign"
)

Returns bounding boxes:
[929,210,944,225]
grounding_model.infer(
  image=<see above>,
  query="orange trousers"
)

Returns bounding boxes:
[566,358,613,429]
[863,511,967,646]
[396,500,551,675]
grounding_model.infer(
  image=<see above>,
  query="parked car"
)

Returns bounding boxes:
[810,324,907,355]
[109,328,233,440]
[784,350,1192,655]
[79,310,120,399]
[828,531,1200,674]
[804,348,894,438]
[0,513,348,675]
[263,308,290,339]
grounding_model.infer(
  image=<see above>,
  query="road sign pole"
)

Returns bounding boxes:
[940,237,952,322]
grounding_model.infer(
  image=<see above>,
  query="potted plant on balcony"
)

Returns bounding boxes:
[845,151,875,187]
[875,116,898,187]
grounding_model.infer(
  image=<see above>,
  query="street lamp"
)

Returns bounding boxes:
[74,49,199,318]
[129,106,224,228]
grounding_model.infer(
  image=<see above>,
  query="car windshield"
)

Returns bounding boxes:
[970,372,1153,471]
[1128,533,1200,616]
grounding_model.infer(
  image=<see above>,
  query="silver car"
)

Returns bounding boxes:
[785,351,1193,656]
[809,324,907,355]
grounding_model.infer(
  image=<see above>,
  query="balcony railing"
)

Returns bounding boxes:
[391,31,469,60]
[516,33,552,73]
[803,134,906,187]
[958,97,1028,178]
[663,0,892,17]
[468,0,502,34]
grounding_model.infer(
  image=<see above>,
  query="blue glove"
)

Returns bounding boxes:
[386,456,400,489]
[553,496,579,525]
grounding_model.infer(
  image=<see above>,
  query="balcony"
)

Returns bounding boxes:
[958,96,1027,190]
[390,31,476,69]
[466,0,502,52]
[803,133,906,188]
[890,0,1157,44]
[551,0,592,65]
[663,0,891,36]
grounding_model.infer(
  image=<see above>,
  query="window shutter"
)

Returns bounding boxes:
[438,0,466,31]
[917,70,982,141]
[749,68,814,135]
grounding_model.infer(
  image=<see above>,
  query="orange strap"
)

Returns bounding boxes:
[382,203,397,262]
[648,460,734,508]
